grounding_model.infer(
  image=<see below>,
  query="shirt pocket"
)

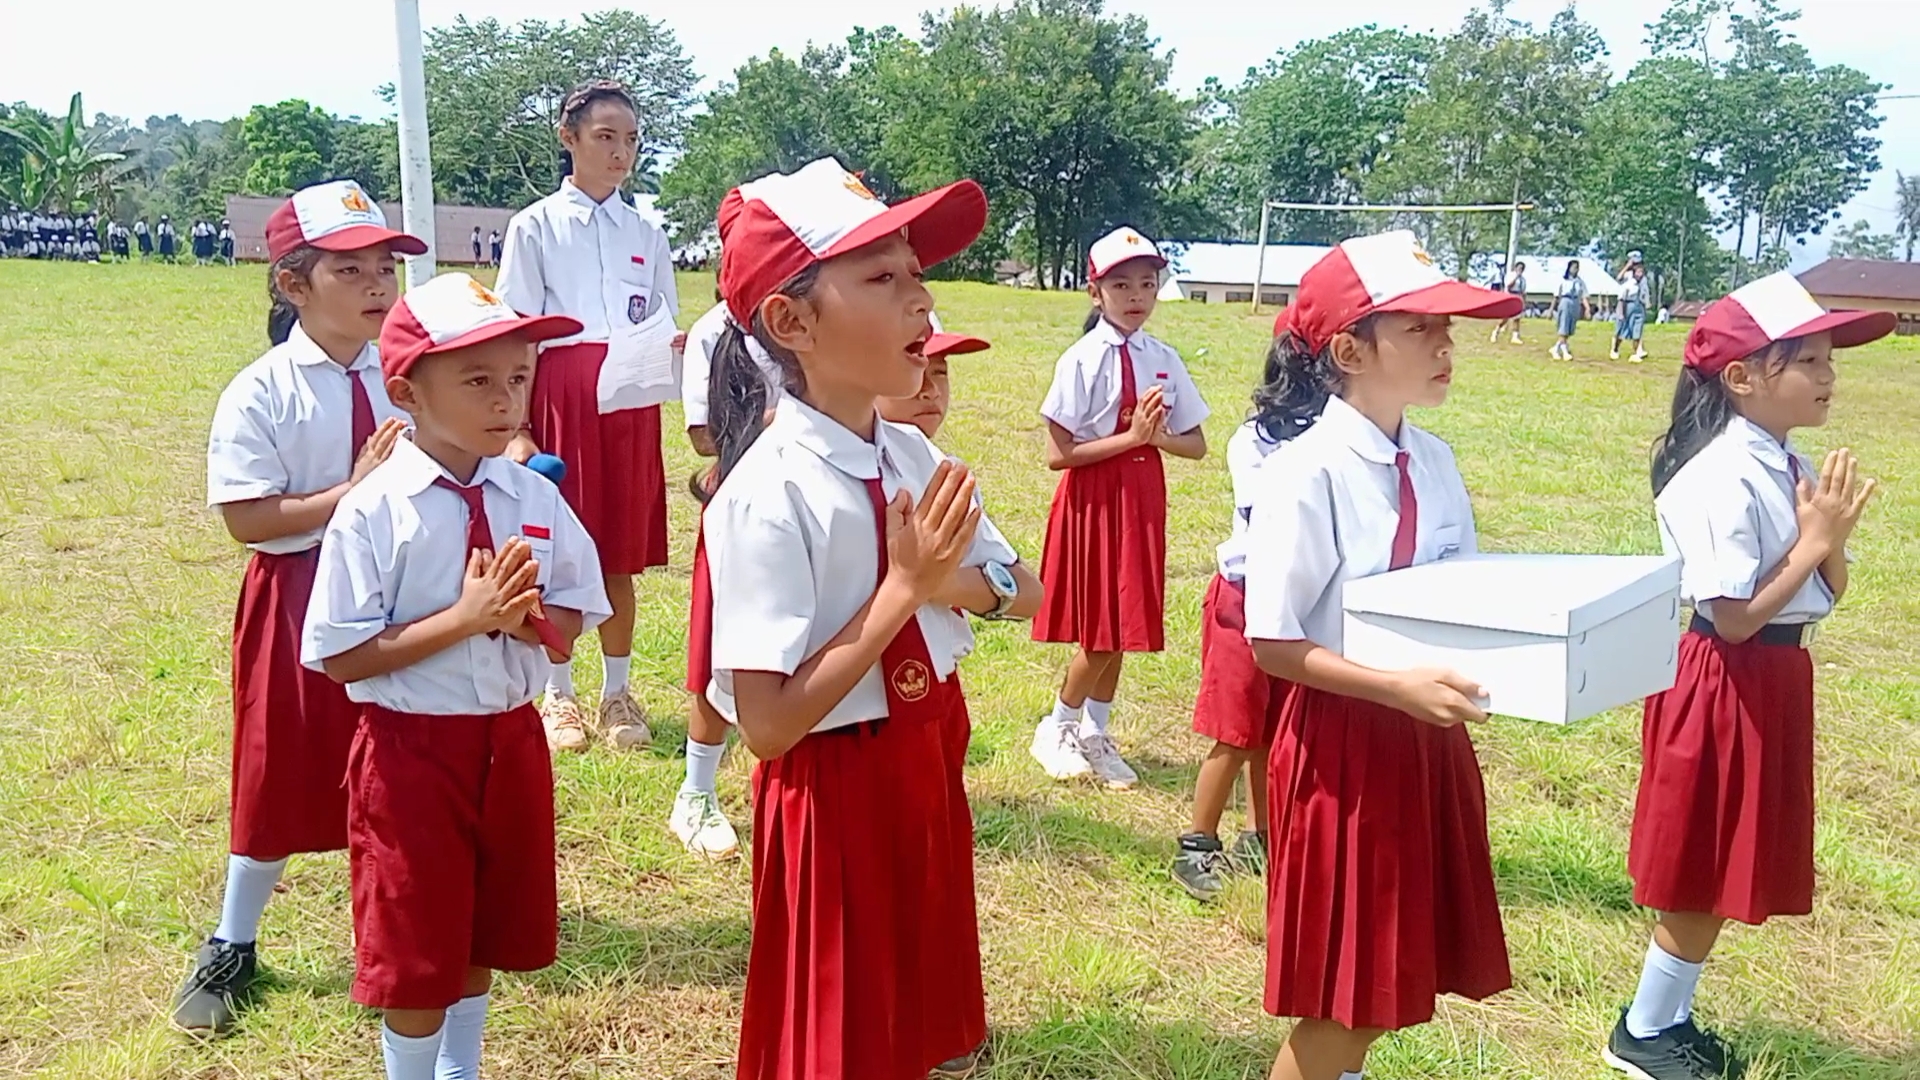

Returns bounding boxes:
[1431,523,1465,561]
[524,535,557,589]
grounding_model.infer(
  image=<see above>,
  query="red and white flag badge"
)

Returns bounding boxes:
[630,254,646,266]
[521,524,552,540]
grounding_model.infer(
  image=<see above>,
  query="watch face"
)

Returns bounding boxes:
[985,562,1018,596]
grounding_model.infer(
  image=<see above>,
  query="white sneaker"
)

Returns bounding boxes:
[1511,333,1524,345]
[1077,730,1139,790]
[1631,349,1647,364]
[1029,717,1091,780]
[1490,327,1501,343]
[669,788,740,861]
[1610,348,1621,360]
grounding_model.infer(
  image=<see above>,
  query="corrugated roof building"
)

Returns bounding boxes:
[1798,258,1920,334]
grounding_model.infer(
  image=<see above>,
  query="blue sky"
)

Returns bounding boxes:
[4,0,1910,262]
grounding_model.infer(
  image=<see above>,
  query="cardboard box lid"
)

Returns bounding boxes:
[1342,554,1680,638]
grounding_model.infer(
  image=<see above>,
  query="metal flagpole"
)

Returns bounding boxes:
[1504,178,1522,286]
[393,0,436,288]
[1250,199,1272,315]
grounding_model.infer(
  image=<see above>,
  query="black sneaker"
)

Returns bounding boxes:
[1604,1011,1724,1079]
[1670,1019,1739,1078]
[170,938,258,1036]
[1230,829,1269,876]
[1171,833,1229,901]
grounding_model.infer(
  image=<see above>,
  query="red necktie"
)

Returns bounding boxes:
[434,476,570,657]
[1787,454,1802,486]
[1389,450,1417,571]
[349,367,376,465]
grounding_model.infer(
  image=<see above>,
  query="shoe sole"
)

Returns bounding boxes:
[1029,747,1091,781]
[1171,873,1221,902]
[1601,1048,1662,1080]
[1096,776,1137,791]
[674,829,742,862]
[548,737,589,754]
[604,729,652,750]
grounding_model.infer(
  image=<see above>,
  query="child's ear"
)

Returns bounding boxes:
[1329,331,1368,377]
[276,266,310,308]
[385,374,422,413]
[1720,361,1755,398]
[759,293,815,356]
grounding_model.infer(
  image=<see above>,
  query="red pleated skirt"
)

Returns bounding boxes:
[685,528,712,695]
[737,692,986,1080]
[1629,630,1816,924]
[1264,687,1510,1031]
[1191,575,1289,750]
[1031,448,1167,653]
[529,342,668,575]
[229,548,359,859]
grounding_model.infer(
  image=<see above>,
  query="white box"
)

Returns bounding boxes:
[1340,554,1682,725]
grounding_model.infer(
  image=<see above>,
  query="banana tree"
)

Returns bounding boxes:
[0,92,126,212]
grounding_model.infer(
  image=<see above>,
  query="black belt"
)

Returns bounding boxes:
[1689,613,1815,648]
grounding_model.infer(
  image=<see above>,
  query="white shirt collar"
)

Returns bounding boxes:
[559,177,628,224]
[1726,414,1795,474]
[286,323,380,374]
[774,396,894,481]
[1093,318,1135,349]
[1318,394,1405,465]
[382,436,524,498]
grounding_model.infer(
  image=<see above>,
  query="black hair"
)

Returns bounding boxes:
[1081,307,1104,334]
[1649,337,1799,494]
[1250,316,1377,443]
[1564,260,1581,278]
[557,80,638,183]
[265,246,324,345]
[690,264,821,503]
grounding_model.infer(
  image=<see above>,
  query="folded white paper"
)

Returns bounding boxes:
[597,305,681,414]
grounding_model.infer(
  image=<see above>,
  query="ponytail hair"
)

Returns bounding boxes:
[1250,317,1374,443]
[1650,338,1797,494]
[265,245,323,346]
[691,264,820,503]
[1082,306,1103,334]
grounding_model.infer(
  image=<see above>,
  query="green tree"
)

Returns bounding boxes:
[1195,27,1433,243]
[330,118,402,201]
[389,9,698,207]
[1827,219,1897,260]
[1894,171,1920,262]
[240,99,336,195]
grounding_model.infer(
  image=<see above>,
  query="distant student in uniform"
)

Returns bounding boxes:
[158,215,178,261]
[1605,273,1890,1080]
[498,79,681,755]
[700,157,1006,1080]
[1551,258,1590,360]
[1613,257,1650,364]
[175,179,425,1037]
[1031,227,1208,790]
[135,216,153,258]
[219,219,235,265]
[1242,231,1522,1080]
[488,228,502,267]
[303,272,609,1080]
[1490,260,1527,345]
[1171,336,1294,902]
[470,224,483,264]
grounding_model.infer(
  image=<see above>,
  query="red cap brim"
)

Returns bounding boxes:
[1782,308,1897,350]
[424,313,584,358]
[824,179,988,272]
[923,331,990,359]
[1377,279,1523,321]
[313,223,429,257]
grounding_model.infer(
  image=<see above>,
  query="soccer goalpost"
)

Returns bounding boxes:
[1249,197,1534,314]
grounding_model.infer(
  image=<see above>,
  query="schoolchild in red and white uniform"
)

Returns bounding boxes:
[1030,227,1209,789]
[176,179,423,1036]
[302,272,609,1080]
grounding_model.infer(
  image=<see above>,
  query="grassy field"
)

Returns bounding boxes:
[0,259,1915,1080]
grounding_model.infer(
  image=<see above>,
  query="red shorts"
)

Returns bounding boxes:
[347,704,557,1010]
[1191,575,1288,750]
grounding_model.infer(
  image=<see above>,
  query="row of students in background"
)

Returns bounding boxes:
[469,224,504,266]
[190,219,236,264]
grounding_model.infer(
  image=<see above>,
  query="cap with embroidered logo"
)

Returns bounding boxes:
[1087,227,1167,282]
[265,179,428,263]
[1684,271,1895,377]
[1287,230,1522,353]
[717,158,987,326]
[379,273,583,380]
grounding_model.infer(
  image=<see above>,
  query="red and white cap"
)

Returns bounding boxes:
[1684,271,1896,377]
[265,179,427,263]
[1286,230,1521,353]
[379,273,582,380]
[717,157,987,326]
[1087,226,1166,281]
[924,331,990,359]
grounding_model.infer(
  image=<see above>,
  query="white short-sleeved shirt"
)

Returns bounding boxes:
[302,439,612,715]
[1555,276,1588,301]
[1656,415,1833,625]
[1040,321,1210,442]
[1216,420,1283,581]
[206,325,409,554]
[1242,395,1478,653]
[495,179,679,350]
[703,397,1019,732]
[681,301,782,429]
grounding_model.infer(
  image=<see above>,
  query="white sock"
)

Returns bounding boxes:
[602,654,631,696]
[546,662,576,699]
[382,1023,443,1080]
[1049,697,1082,730]
[1079,698,1113,738]
[1625,938,1703,1039]
[433,993,488,1080]
[213,855,287,944]
[1341,1072,1365,1080]
[681,738,724,796]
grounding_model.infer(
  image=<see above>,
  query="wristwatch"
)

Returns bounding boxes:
[981,561,1019,619]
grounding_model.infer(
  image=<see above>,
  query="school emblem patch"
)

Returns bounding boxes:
[1409,238,1435,267]
[1124,232,1142,245]
[627,294,646,324]
[468,279,503,307]
[843,172,878,201]
[340,185,372,213]
[890,658,931,702]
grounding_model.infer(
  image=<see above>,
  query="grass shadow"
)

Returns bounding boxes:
[971,789,1174,871]
[981,1009,1276,1079]
[1490,847,1638,915]
[527,911,751,995]
[1724,1020,1919,1080]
